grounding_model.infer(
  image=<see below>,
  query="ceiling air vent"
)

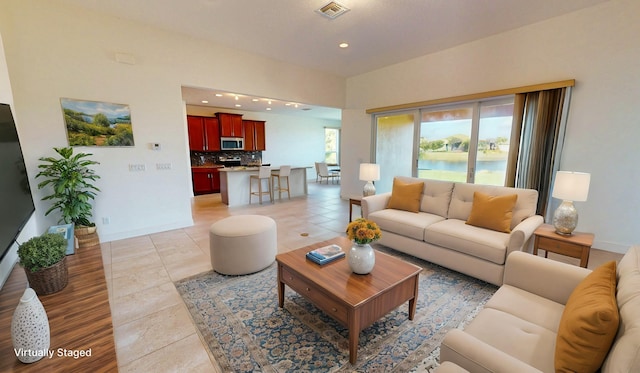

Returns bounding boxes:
[316,1,350,19]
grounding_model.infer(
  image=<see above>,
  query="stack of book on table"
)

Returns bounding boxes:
[306,244,345,265]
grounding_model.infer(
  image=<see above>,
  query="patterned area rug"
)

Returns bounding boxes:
[175,247,497,372]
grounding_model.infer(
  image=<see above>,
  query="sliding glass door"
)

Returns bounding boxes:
[418,98,514,185]
[475,99,514,185]
[419,105,474,182]
[374,111,417,193]
[374,97,515,187]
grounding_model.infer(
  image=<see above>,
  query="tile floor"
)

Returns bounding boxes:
[100,182,623,371]
[102,182,351,371]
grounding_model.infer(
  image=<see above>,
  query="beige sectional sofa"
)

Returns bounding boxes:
[362,176,543,285]
[440,247,640,373]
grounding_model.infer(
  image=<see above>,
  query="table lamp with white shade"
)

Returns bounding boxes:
[359,163,380,197]
[551,171,590,235]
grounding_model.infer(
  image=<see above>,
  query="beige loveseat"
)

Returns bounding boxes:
[440,247,640,373]
[362,176,543,285]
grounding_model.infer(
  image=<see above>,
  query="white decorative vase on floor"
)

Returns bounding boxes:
[348,243,376,274]
[11,288,50,363]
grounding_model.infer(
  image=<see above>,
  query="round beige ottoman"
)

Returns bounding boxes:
[209,215,277,275]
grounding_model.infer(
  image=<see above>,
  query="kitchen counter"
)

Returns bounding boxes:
[219,166,310,206]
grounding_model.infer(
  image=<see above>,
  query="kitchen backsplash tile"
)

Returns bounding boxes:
[191,151,262,166]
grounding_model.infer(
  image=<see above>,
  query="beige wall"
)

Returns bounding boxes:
[342,0,640,253]
[0,0,345,243]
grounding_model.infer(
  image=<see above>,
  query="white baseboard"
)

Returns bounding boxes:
[99,219,194,243]
[593,240,632,254]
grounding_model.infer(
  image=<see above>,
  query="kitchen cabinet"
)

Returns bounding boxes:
[192,167,220,194]
[187,115,220,151]
[216,113,244,137]
[243,120,266,151]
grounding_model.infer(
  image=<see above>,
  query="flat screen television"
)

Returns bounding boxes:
[0,103,35,261]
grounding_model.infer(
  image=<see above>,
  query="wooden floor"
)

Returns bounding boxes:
[0,243,117,372]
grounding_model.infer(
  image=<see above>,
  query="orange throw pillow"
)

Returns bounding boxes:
[555,261,619,373]
[465,192,517,233]
[386,178,424,213]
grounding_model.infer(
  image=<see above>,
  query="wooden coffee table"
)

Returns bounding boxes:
[276,236,421,364]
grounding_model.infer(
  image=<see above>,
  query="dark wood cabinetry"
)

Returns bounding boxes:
[187,115,220,151]
[216,113,244,137]
[192,167,220,194]
[243,120,266,151]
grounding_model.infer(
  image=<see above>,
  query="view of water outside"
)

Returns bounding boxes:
[418,102,513,185]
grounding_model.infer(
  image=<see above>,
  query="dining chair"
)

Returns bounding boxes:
[317,162,339,184]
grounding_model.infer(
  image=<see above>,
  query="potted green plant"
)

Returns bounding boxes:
[18,233,68,295]
[36,147,101,247]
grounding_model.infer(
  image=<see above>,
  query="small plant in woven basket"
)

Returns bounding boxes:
[18,233,69,295]
[18,233,67,272]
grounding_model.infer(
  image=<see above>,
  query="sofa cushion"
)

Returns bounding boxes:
[386,178,424,213]
[425,219,509,265]
[448,183,538,230]
[463,308,556,372]
[368,209,445,241]
[485,284,565,333]
[555,261,619,373]
[421,179,455,217]
[390,176,454,217]
[465,191,518,233]
[602,246,640,373]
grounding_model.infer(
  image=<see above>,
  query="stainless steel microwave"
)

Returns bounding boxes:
[220,137,244,150]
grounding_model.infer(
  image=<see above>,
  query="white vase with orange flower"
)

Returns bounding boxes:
[345,218,382,274]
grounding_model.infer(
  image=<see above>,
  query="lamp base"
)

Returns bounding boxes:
[553,200,578,235]
[363,181,376,197]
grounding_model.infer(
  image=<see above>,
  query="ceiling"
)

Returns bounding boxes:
[180,86,344,121]
[56,0,607,119]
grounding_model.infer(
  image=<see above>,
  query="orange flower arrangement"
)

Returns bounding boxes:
[346,218,382,245]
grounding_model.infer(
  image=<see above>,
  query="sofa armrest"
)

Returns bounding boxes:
[503,251,591,305]
[361,192,391,218]
[506,215,544,255]
[440,329,543,373]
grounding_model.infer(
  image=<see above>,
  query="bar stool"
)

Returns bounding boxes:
[249,166,273,204]
[271,165,291,200]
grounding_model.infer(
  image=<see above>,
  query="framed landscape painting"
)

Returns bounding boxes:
[60,98,135,147]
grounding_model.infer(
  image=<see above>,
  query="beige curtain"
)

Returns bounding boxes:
[507,88,567,216]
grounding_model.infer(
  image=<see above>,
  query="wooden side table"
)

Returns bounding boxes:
[349,196,362,222]
[533,224,594,268]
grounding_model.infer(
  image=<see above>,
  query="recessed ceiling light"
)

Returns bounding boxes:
[252,98,259,102]
[234,95,239,100]
[235,104,241,107]
[266,108,272,111]
[285,103,292,106]
[339,42,349,48]
[201,100,209,104]
[215,93,223,97]
[267,100,272,105]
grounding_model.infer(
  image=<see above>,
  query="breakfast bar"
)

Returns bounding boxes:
[219,166,309,206]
